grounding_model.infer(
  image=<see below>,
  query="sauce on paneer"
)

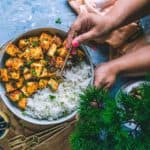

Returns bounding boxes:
[18,39,29,49]
[30,47,44,60]
[0,68,9,82]
[18,98,27,110]
[57,47,68,58]
[5,82,17,93]
[21,82,38,96]
[30,62,43,77]
[9,71,20,80]
[7,90,23,102]
[5,58,24,70]
[40,33,52,50]
[6,43,21,56]
[52,35,62,47]
[39,79,48,89]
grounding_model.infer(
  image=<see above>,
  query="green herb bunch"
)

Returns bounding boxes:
[70,83,150,150]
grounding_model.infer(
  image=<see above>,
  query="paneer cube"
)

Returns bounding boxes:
[20,86,29,97]
[26,82,38,95]
[17,53,24,59]
[48,79,59,91]
[29,36,39,43]
[18,39,29,49]
[22,48,31,60]
[52,35,62,47]
[8,90,23,102]
[47,43,57,57]
[40,33,52,50]
[30,63,43,77]
[16,78,24,89]
[18,98,27,110]
[9,71,20,80]
[57,47,68,58]
[5,82,17,92]
[0,68,9,82]
[39,60,48,66]
[41,40,50,50]
[55,57,64,68]
[40,33,52,41]
[6,43,21,56]
[40,68,49,78]
[29,37,39,48]
[30,47,44,60]
[21,82,38,96]
[39,79,48,89]
[5,58,24,70]
[23,68,32,80]
[5,78,24,93]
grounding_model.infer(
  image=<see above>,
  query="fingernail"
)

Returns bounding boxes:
[72,40,79,48]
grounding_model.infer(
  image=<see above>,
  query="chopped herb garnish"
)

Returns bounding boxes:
[55,50,59,56]
[60,102,64,106]
[32,41,39,47]
[31,69,37,76]
[55,18,62,24]
[63,110,68,116]
[45,56,50,61]
[48,84,52,89]
[22,111,27,116]
[26,61,33,67]
[20,66,25,71]
[19,94,24,100]
[49,95,56,100]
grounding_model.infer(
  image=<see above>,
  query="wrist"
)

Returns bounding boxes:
[108,60,122,75]
[104,15,119,33]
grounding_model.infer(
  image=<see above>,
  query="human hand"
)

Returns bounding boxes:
[67,12,113,48]
[94,62,119,89]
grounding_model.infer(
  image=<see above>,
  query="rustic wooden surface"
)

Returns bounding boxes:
[0,99,75,150]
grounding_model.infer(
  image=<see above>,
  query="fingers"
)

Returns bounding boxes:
[94,78,112,89]
[66,29,75,48]
[94,73,115,89]
[94,77,107,88]
[67,12,94,48]
[66,16,82,48]
[104,83,113,90]
[73,29,96,44]
[68,0,81,15]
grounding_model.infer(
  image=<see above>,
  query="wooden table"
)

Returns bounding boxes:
[0,99,75,150]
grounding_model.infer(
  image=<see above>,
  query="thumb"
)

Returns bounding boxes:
[73,29,96,44]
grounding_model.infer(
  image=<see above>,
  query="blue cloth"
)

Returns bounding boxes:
[0,0,149,97]
[140,15,150,35]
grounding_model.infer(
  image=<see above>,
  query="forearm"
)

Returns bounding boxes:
[110,45,150,75]
[106,0,150,30]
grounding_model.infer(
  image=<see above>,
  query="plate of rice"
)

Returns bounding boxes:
[0,28,94,125]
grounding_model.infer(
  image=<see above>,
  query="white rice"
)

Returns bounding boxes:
[25,62,92,120]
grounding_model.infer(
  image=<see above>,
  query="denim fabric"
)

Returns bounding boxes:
[140,15,150,35]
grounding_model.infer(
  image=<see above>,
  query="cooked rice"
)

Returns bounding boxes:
[25,62,92,120]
